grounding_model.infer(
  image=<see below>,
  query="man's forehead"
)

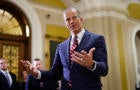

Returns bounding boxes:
[34,60,40,62]
[0,59,6,62]
[65,10,77,15]
[0,59,7,63]
[64,12,78,19]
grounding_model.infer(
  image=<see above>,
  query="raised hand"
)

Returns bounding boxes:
[20,60,38,77]
[71,48,96,69]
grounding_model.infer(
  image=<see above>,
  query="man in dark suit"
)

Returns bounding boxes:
[25,58,58,90]
[21,7,108,90]
[0,58,19,90]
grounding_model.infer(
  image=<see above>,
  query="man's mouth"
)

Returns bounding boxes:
[70,25,76,29]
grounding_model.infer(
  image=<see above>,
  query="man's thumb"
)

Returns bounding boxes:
[89,48,96,56]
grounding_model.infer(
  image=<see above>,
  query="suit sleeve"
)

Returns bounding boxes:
[40,45,63,81]
[25,75,32,90]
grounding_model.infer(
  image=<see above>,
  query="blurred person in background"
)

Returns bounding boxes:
[20,70,28,90]
[0,58,19,90]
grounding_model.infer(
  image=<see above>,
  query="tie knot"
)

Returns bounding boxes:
[73,36,78,43]
[74,35,77,40]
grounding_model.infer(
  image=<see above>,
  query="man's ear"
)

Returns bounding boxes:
[80,17,83,23]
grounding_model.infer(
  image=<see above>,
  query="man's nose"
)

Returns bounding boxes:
[70,18,74,24]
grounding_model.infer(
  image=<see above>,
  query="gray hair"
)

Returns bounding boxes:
[63,7,81,17]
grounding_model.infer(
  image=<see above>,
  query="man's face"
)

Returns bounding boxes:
[33,61,42,70]
[64,9,83,34]
[0,59,8,71]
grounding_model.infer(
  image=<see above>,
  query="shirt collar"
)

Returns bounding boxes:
[71,28,85,40]
[0,69,9,74]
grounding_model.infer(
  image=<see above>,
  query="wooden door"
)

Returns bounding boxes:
[0,40,25,81]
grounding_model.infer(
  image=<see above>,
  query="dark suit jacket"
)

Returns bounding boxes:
[25,74,58,90]
[0,71,18,90]
[40,30,108,90]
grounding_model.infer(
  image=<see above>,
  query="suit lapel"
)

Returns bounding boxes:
[66,37,72,68]
[77,30,90,51]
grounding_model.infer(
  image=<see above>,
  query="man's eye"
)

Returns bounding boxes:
[66,18,70,22]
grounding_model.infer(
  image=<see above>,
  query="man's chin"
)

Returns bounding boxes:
[70,28,77,31]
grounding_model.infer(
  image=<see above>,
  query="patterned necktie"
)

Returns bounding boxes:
[70,35,78,64]
[68,36,78,88]
[5,72,11,87]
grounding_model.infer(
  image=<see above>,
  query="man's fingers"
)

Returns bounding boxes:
[74,51,83,58]
[20,60,26,67]
[71,54,82,65]
[20,60,31,70]
[80,48,96,57]
[20,60,25,64]
[20,60,37,75]
[26,61,31,66]
[81,50,87,56]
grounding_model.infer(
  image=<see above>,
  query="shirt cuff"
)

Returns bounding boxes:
[36,70,41,79]
[89,61,96,71]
